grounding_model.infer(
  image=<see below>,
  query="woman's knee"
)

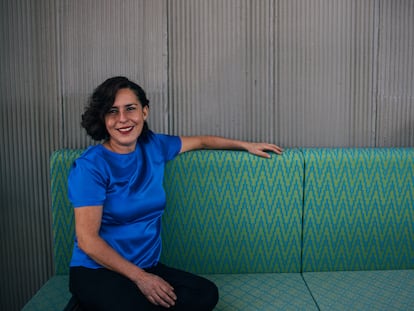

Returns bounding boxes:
[202,279,219,310]
[175,277,218,311]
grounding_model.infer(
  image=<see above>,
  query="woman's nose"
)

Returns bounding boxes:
[118,110,128,122]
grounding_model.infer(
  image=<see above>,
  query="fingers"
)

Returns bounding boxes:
[157,285,177,308]
[148,287,176,308]
[250,143,283,157]
[137,274,177,308]
[264,143,283,155]
[253,149,272,158]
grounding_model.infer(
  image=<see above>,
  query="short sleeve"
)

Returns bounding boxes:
[68,158,107,207]
[152,133,182,162]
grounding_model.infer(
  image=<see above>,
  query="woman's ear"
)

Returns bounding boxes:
[143,105,149,120]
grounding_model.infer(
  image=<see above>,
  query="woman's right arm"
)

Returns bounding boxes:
[74,206,177,308]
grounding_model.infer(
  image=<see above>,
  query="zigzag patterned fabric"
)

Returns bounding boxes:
[302,148,414,272]
[161,149,304,274]
[50,149,84,275]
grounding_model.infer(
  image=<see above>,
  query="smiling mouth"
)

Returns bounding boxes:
[118,126,134,133]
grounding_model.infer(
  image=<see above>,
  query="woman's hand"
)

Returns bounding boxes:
[134,272,177,308]
[245,142,283,158]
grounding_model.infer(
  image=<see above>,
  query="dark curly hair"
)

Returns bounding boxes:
[81,76,150,141]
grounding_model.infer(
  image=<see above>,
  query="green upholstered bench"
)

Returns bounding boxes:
[301,148,414,310]
[23,149,315,310]
[22,148,414,310]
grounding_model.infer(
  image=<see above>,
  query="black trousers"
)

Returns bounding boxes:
[68,263,219,311]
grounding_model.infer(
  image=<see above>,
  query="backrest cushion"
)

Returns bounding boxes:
[50,149,84,275]
[50,148,304,275]
[302,148,414,272]
[161,149,304,274]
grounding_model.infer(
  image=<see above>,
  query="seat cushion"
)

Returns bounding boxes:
[21,276,70,311]
[204,273,317,310]
[303,270,414,311]
[22,273,317,311]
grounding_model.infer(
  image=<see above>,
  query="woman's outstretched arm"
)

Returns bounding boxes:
[180,136,283,158]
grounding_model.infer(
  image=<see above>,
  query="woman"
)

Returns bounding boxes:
[68,76,283,310]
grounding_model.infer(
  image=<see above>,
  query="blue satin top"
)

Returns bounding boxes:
[68,131,182,269]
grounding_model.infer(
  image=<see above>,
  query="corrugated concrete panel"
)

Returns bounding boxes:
[278,0,377,147]
[169,0,379,147]
[0,0,59,310]
[168,0,278,141]
[59,0,168,148]
[376,0,414,147]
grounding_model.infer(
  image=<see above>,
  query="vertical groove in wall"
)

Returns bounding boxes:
[376,0,414,146]
[371,0,381,147]
[0,0,59,310]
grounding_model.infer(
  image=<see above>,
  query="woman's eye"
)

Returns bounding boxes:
[107,109,117,114]
[126,106,136,111]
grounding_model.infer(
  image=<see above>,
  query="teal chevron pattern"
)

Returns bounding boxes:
[302,148,414,272]
[303,270,414,310]
[50,149,84,275]
[204,273,318,310]
[161,149,304,274]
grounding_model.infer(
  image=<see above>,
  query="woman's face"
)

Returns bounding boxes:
[104,88,149,153]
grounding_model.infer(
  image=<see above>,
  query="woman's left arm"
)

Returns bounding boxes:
[180,136,283,158]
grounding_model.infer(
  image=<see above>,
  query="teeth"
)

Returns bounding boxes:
[118,127,133,132]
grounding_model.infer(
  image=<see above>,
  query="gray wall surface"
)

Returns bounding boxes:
[0,0,413,310]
